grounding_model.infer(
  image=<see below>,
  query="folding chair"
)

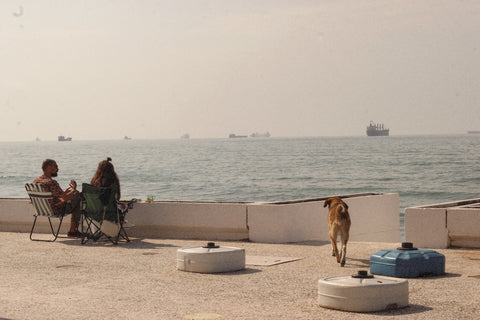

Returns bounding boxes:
[25,183,66,242]
[81,183,133,245]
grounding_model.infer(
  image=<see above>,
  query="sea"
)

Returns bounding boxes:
[1,135,479,216]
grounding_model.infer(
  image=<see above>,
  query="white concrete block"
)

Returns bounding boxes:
[404,208,449,249]
[448,208,480,248]
[247,201,325,243]
[346,193,400,242]
[128,201,248,240]
[131,202,247,229]
[248,193,400,243]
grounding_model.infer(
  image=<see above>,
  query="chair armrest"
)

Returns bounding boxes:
[117,199,137,210]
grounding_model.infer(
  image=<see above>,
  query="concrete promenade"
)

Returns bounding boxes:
[1,232,479,320]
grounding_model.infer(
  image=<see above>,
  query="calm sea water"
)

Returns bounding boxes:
[1,135,479,214]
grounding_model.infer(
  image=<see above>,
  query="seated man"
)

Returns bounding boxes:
[33,159,82,237]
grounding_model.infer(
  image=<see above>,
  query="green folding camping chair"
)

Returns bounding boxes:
[81,183,133,245]
[25,183,67,242]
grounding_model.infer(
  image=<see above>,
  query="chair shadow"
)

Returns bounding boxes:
[60,237,178,249]
[124,237,180,249]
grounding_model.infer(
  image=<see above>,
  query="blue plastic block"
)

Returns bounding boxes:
[370,243,445,278]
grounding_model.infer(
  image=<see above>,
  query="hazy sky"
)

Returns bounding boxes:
[1,0,479,141]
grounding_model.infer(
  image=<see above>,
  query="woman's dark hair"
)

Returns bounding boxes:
[91,157,121,199]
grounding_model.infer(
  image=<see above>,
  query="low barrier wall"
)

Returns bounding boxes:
[0,193,400,243]
[247,193,399,243]
[405,199,480,249]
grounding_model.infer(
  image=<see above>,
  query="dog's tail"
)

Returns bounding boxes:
[338,204,349,220]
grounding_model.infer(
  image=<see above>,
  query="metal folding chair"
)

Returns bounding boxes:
[25,183,66,242]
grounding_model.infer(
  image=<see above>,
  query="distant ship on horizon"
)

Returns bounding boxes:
[250,131,271,138]
[229,133,247,138]
[58,135,72,141]
[366,121,389,136]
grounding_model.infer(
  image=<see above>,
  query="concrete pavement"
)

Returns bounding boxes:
[1,232,479,319]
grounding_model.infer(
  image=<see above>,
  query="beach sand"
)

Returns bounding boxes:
[1,232,479,319]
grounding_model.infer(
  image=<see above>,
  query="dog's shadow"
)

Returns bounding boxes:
[346,257,370,268]
[292,240,331,246]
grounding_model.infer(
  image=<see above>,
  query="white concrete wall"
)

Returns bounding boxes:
[0,199,249,240]
[247,201,326,243]
[346,193,400,242]
[248,193,400,243]
[0,193,400,243]
[404,199,480,249]
[129,201,248,240]
[404,207,449,249]
[0,199,69,233]
[448,207,480,248]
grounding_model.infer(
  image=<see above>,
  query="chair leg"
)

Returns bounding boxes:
[30,215,64,242]
[103,224,128,245]
[81,215,89,244]
[29,216,38,241]
[118,211,130,243]
[109,213,128,245]
[112,234,119,245]
[51,216,64,241]
[82,216,130,245]
[81,218,95,244]
[119,225,130,242]
[82,218,104,244]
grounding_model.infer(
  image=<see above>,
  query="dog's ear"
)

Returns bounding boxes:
[344,203,349,210]
[323,198,331,208]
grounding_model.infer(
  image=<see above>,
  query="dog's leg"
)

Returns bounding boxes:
[330,228,340,263]
[340,241,347,267]
[331,238,338,258]
[340,233,349,267]
[330,232,335,256]
[331,239,339,262]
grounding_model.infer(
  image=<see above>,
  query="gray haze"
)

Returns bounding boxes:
[1,0,479,141]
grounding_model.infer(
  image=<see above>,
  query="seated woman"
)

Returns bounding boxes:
[91,157,121,200]
[91,158,134,227]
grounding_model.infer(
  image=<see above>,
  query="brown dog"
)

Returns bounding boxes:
[324,197,351,267]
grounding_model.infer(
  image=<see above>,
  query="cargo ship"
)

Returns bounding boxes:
[58,135,72,141]
[366,121,389,136]
[250,131,271,138]
[229,133,247,138]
